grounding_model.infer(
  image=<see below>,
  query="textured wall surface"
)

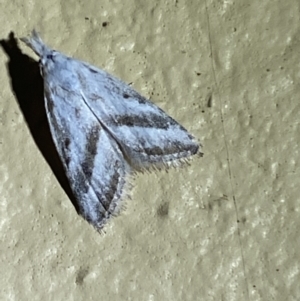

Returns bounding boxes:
[0,0,299,300]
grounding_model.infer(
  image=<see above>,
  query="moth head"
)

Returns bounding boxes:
[21,30,58,75]
[39,50,58,74]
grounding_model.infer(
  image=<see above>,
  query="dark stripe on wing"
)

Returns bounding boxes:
[110,113,179,129]
[96,160,121,212]
[81,124,101,181]
[72,124,101,194]
[141,141,199,157]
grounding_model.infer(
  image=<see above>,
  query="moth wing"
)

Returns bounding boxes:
[44,83,130,230]
[78,61,201,170]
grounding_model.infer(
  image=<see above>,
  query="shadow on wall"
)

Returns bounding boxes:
[0,32,79,215]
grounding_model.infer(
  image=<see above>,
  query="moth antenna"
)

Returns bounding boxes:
[20,29,48,57]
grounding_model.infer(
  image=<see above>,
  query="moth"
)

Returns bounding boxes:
[21,30,202,231]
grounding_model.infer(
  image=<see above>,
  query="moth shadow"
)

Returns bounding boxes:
[0,32,80,213]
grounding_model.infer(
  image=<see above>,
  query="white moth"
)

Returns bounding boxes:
[21,30,202,231]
